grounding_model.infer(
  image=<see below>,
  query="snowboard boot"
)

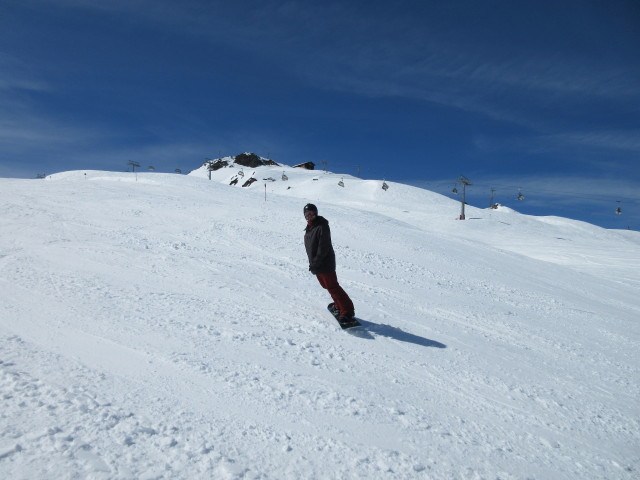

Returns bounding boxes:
[337,312,358,328]
[337,312,355,323]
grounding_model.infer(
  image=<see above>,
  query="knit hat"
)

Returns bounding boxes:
[303,203,318,214]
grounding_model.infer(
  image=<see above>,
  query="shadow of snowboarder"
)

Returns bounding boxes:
[355,320,446,348]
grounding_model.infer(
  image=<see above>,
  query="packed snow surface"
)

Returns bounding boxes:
[1,164,638,479]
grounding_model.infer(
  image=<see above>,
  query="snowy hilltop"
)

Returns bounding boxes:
[1,162,638,479]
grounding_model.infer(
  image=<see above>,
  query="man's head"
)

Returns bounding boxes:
[303,203,318,221]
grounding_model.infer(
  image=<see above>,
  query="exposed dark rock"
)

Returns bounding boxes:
[234,153,279,169]
[293,162,315,170]
[207,159,229,171]
[242,177,258,187]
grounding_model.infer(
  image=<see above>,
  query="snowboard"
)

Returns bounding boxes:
[327,304,362,329]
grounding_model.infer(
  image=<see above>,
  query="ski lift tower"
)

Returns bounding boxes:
[128,160,140,181]
[456,175,472,220]
[127,160,140,172]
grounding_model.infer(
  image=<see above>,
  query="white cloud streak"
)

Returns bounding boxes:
[0,54,51,92]
[26,1,640,110]
[5,0,639,179]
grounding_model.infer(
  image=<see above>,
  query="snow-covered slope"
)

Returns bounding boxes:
[192,159,640,284]
[1,167,638,479]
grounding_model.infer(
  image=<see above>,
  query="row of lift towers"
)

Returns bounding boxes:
[454,175,623,220]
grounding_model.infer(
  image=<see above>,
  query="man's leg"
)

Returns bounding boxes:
[316,272,354,316]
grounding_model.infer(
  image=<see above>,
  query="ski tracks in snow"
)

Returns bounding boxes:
[0,334,240,479]
[1,174,639,479]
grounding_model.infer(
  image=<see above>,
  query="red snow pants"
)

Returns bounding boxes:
[316,271,354,315]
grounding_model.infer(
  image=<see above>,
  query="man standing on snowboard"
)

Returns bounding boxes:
[303,203,355,322]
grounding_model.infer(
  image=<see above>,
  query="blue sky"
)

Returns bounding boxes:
[1,0,638,229]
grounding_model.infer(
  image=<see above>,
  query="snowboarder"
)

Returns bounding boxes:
[303,203,355,322]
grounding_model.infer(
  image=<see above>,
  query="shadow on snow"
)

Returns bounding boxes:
[352,320,447,348]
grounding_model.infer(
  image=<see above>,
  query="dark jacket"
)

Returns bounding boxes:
[304,216,336,275]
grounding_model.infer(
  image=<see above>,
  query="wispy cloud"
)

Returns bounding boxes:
[541,131,640,154]
[0,54,51,92]
[473,129,640,160]
[27,1,640,117]
[5,0,639,191]
[299,41,640,129]
[0,54,69,150]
